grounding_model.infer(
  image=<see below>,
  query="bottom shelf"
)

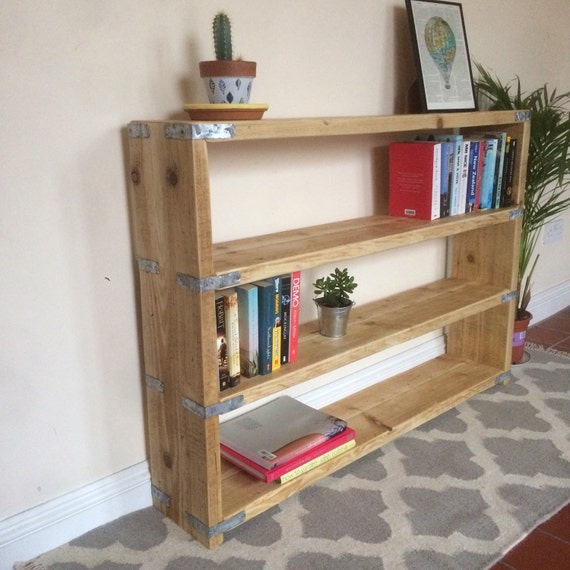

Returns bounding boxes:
[221,354,503,525]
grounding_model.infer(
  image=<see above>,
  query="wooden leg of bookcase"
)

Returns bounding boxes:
[178,413,225,549]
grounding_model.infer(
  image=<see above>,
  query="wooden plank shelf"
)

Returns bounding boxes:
[221,354,499,522]
[219,277,508,406]
[186,110,526,142]
[213,209,519,286]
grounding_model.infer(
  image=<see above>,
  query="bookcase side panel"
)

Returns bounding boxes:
[137,271,183,522]
[447,220,521,369]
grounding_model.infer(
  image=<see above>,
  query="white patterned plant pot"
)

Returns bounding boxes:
[199,60,257,105]
[203,75,254,104]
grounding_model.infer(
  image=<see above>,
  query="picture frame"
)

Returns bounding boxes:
[405,0,477,112]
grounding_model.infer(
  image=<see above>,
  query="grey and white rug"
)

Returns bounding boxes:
[17,347,570,570]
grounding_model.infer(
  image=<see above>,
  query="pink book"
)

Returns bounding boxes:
[220,396,348,470]
[221,427,356,482]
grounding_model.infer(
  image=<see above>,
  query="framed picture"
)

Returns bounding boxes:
[405,0,477,112]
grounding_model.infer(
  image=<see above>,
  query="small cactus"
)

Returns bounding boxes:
[213,12,232,61]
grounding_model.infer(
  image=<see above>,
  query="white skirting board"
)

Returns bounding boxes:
[0,462,152,568]
[2,279,567,568]
[528,279,570,324]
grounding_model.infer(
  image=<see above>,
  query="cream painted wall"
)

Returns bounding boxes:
[1,0,568,521]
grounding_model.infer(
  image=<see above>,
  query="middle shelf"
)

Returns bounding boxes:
[219,276,509,406]
[212,209,518,284]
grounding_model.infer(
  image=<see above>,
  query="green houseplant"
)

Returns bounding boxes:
[313,268,358,337]
[474,63,570,362]
[199,12,256,104]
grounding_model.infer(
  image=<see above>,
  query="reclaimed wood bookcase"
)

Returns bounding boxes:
[126,110,530,548]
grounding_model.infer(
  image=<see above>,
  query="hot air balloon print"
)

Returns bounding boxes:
[424,16,456,89]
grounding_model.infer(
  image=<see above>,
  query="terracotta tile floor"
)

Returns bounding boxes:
[490,306,570,570]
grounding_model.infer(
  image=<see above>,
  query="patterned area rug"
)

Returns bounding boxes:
[16,347,570,570]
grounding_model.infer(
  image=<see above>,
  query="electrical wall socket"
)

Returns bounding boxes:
[543,219,564,244]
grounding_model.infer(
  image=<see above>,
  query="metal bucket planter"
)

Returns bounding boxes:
[315,301,354,338]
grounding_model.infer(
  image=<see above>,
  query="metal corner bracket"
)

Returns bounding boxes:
[128,122,150,138]
[181,395,244,419]
[145,374,165,393]
[509,208,524,220]
[185,511,246,539]
[176,271,241,292]
[138,258,160,274]
[164,123,235,140]
[514,110,531,122]
[502,290,517,303]
[496,371,513,385]
[151,484,171,506]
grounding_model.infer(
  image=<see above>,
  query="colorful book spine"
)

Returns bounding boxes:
[434,134,463,216]
[215,294,230,391]
[501,137,518,207]
[280,274,292,365]
[236,284,259,378]
[289,271,301,362]
[221,427,356,483]
[254,280,274,375]
[278,439,356,484]
[487,132,507,209]
[271,276,282,371]
[458,140,471,213]
[478,138,498,210]
[223,289,241,387]
[465,139,482,213]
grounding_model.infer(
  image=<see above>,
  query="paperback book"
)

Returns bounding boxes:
[289,271,301,362]
[254,280,274,375]
[220,395,348,470]
[389,141,441,220]
[221,426,356,483]
[215,294,230,391]
[223,289,240,387]
[236,283,259,378]
[280,274,292,365]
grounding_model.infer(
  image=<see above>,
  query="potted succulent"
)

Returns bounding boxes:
[474,63,570,363]
[199,12,256,104]
[313,268,358,338]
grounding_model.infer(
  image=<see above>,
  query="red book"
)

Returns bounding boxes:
[389,141,441,220]
[289,271,301,362]
[221,427,356,482]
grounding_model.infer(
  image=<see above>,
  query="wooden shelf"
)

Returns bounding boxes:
[213,209,519,285]
[221,354,500,522]
[184,110,526,142]
[220,277,508,406]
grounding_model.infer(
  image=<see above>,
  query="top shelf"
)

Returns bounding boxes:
[148,110,530,143]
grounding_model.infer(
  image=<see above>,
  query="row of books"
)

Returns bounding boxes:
[216,271,301,391]
[220,395,356,483]
[389,131,518,220]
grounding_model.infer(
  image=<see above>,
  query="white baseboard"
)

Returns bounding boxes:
[0,462,152,568]
[528,280,570,324]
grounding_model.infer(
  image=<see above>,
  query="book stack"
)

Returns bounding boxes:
[220,396,356,483]
[216,271,301,391]
[389,131,518,220]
